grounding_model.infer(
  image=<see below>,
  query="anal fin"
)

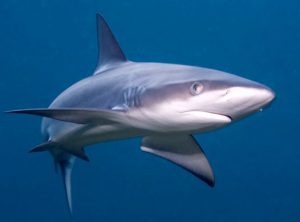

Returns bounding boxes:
[62,146,89,162]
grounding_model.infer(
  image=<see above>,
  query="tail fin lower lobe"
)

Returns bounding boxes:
[30,141,89,216]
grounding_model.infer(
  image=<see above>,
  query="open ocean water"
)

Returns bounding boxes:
[1,0,299,221]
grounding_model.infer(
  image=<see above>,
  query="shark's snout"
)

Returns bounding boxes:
[259,86,276,106]
[246,84,275,109]
[223,81,275,120]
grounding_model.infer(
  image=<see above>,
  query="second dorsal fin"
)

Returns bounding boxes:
[94,14,127,74]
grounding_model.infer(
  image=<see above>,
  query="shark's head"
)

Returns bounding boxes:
[179,69,276,121]
[137,65,275,133]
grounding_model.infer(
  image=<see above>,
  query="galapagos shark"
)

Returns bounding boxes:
[7,14,275,215]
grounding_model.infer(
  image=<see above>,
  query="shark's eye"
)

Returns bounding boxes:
[190,82,203,95]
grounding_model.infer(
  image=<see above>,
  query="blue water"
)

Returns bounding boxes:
[1,0,299,221]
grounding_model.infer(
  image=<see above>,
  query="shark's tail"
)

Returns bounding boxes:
[31,141,89,216]
[56,151,76,216]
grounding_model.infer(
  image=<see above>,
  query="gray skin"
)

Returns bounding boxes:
[44,62,273,146]
[8,14,275,215]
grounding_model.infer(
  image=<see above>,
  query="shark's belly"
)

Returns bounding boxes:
[75,124,142,145]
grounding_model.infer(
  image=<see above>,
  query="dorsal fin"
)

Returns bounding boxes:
[94,14,127,74]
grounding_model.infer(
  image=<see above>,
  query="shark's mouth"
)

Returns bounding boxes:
[206,112,233,123]
[180,110,232,124]
[221,114,233,121]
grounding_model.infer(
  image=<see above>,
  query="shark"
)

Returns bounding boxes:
[7,14,275,215]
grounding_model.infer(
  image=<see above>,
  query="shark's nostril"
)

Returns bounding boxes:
[224,89,230,96]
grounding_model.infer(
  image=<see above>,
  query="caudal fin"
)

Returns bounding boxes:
[57,153,76,216]
[29,142,87,216]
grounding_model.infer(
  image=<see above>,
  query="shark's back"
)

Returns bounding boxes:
[50,61,223,110]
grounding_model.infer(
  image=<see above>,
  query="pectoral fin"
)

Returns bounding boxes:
[141,135,215,187]
[6,108,126,125]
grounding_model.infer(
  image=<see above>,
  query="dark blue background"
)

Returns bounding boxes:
[1,0,299,221]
